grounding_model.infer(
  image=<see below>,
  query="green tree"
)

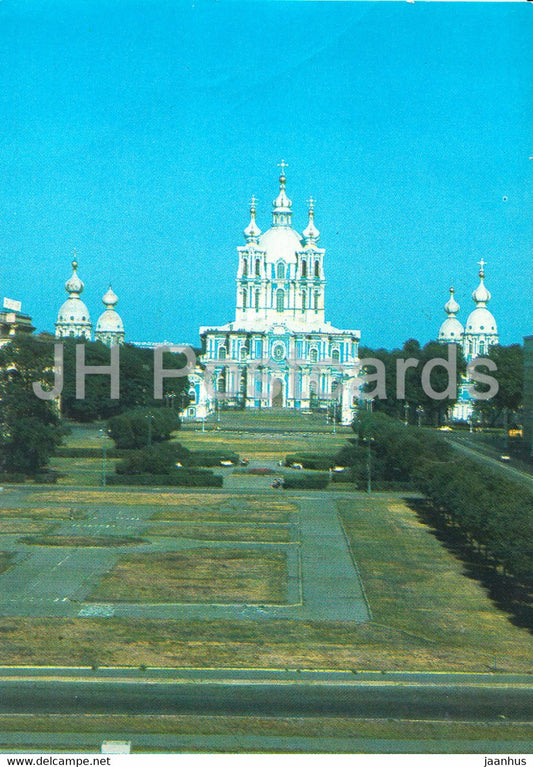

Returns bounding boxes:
[474,344,523,427]
[0,336,63,474]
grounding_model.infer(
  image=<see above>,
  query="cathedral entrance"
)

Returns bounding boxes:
[271,378,284,408]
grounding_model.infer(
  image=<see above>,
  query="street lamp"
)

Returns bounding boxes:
[404,402,409,426]
[99,429,107,487]
[416,405,424,428]
[146,413,155,446]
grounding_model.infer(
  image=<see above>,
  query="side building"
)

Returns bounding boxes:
[197,166,360,424]
[437,260,499,422]
[55,260,125,346]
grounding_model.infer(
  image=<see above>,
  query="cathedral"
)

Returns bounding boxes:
[188,165,361,424]
[437,259,499,420]
[55,259,125,346]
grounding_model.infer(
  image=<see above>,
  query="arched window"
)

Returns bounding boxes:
[255,258,261,276]
[276,289,285,312]
[217,373,226,394]
[255,290,260,311]
[242,258,248,276]
[218,346,227,360]
[276,262,285,279]
[242,288,247,309]
[188,389,197,404]
[301,260,307,278]
[239,346,247,361]
[479,341,485,356]
[314,260,320,278]
[332,348,340,362]
[314,292,319,311]
[310,348,318,363]
[302,292,306,311]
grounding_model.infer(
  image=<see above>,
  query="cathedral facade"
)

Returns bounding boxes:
[191,166,361,424]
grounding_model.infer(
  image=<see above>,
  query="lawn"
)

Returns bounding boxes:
[337,495,533,671]
[87,548,288,604]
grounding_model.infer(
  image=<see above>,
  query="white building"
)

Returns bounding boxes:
[438,259,499,421]
[195,165,361,424]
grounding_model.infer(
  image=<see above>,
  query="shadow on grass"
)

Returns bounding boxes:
[406,498,532,634]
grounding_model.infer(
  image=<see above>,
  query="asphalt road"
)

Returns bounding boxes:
[448,439,533,490]
[0,678,531,721]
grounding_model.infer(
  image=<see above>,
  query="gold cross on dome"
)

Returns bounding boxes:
[278,159,288,176]
[308,196,316,211]
[478,258,486,273]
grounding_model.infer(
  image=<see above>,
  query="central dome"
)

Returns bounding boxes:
[258,226,303,263]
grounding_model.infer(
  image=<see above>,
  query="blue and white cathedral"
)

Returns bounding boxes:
[189,165,361,424]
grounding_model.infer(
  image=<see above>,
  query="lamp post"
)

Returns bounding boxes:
[416,405,424,429]
[99,429,107,487]
[147,413,155,446]
[404,402,409,426]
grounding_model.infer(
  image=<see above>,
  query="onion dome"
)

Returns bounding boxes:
[65,260,84,296]
[95,284,125,346]
[438,286,464,342]
[272,160,292,226]
[244,196,262,242]
[465,259,498,337]
[302,197,320,244]
[471,259,491,306]
[55,258,92,339]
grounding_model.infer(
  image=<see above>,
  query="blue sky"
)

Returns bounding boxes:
[1,0,531,348]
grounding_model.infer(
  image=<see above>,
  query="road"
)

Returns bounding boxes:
[447,439,533,491]
[0,669,531,721]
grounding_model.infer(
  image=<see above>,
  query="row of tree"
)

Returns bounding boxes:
[359,339,524,428]
[343,412,532,589]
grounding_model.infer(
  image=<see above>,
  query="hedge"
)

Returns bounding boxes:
[106,470,223,487]
[282,472,329,489]
[55,447,128,459]
[186,451,240,467]
[0,473,27,484]
[284,453,335,471]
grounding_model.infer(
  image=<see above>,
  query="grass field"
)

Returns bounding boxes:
[87,549,288,604]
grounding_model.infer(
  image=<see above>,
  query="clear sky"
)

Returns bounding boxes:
[1,0,531,348]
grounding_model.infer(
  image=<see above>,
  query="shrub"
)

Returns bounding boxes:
[108,408,181,449]
[115,442,190,475]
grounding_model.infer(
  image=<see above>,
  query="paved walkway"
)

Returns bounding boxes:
[0,483,369,623]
